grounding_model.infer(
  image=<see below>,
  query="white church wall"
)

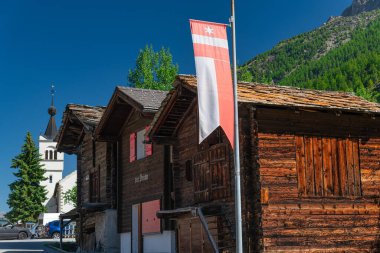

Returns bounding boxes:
[39,135,64,213]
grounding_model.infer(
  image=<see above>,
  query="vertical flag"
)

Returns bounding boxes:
[190,19,234,148]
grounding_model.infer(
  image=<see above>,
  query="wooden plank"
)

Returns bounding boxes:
[352,139,361,196]
[331,138,340,196]
[322,138,333,196]
[337,139,347,196]
[261,187,269,204]
[295,136,307,196]
[209,144,230,200]
[181,219,190,253]
[304,137,315,196]
[191,219,202,253]
[313,137,324,196]
[346,139,355,196]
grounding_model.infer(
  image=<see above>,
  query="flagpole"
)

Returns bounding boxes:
[230,0,243,252]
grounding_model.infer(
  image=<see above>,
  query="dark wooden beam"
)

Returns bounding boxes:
[152,136,177,145]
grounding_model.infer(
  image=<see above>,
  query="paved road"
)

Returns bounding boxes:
[0,239,73,253]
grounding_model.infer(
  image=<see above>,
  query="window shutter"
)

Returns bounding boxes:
[145,126,153,157]
[130,133,136,162]
[141,200,161,234]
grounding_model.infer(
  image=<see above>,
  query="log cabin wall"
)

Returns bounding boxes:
[172,105,199,209]
[79,133,112,205]
[173,105,235,207]
[173,105,259,252]
[117,112,165,233]
[55,104,119,252]
[240,105,263,253]
[254,106,380,252]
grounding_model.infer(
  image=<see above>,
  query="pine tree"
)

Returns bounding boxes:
[6,132,47,224]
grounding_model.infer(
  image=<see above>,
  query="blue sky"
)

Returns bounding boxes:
[0,0,351,212]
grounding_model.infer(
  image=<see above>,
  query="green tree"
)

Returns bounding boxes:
[238,67,253,82]
[128,45,178,90]
[63,185,77,207]
[6,132,47,224]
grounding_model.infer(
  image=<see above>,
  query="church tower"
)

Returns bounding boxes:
[39,85,64,213]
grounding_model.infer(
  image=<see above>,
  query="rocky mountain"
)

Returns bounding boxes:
[343,0,380,16]
[238,2,380,102]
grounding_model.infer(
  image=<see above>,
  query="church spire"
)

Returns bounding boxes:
[44,84,58,140]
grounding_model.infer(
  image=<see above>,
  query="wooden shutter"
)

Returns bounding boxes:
[130,133,136,162]
[141,200,161,234]
[193,143,230,203]
[145,126,153,157]
[193,150,210,203]
[296,136,361,197]
[209,144,230,200]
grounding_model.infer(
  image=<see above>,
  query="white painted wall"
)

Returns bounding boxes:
[120,232,131,253]
[38,213,60,225]
[55,170,77,213]
[143,231,176,253]
[39,135,64,213]
[104,210,120,253]
[120,231,176,253]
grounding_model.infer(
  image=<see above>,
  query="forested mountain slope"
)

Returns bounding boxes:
[238,9,380,102]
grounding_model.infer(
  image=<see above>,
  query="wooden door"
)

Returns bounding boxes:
[131,204,142,253]
[177,217,217,253]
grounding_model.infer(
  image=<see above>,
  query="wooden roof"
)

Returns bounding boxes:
[95,86,168,141]
[149,75,380,142]
[56,104,105,153]
[177,75,380,114]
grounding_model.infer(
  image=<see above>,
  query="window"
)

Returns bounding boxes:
[54,151,57,160]
[49,175,53,184]
[89,166,100,203]
[49,150,53,160]
[130,126,153,162]
[185,160,193,181]
[45,150,49,160]
[296,136,361,197]
[92,140,96,167]
[136,129,146,160]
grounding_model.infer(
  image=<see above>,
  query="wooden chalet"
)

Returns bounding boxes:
[149,75,380,252]
[95,87,176,253]
[56,104,120,253]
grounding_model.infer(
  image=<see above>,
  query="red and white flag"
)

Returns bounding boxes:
[190,19,234,148]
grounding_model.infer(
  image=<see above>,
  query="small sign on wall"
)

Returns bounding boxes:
[141,199,160,234]
[135,173,149,183]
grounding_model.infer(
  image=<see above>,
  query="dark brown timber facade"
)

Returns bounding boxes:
[95,87,176,253]
[149,75,380,253]
[56,104,120,253]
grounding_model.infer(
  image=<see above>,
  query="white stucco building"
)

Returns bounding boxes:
[54,170,77,214]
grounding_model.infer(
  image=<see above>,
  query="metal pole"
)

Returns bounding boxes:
[60,218,63,249]
[230,0,243,252]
